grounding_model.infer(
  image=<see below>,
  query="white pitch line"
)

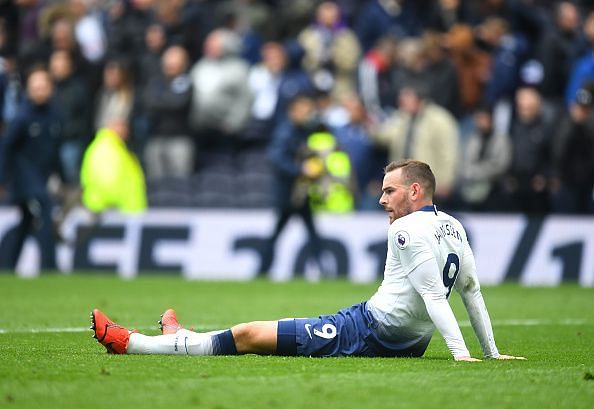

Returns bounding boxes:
[0,319,592,335]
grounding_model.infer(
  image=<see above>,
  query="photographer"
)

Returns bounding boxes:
[259,94,325,275]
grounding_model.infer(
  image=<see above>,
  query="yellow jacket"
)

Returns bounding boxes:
[80,127,147,213]
[306,132,354,213]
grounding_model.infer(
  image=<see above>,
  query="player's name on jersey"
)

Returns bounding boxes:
[434,223,462,245]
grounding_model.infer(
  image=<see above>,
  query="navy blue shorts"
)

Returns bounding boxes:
[276,302,430,358]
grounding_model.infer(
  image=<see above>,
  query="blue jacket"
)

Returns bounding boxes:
[484,33,529,104]
[355,0,422,51]
[332,123,383,193]
[0,98,62,201]
[267,118,312,209]
[273,41,315,124]
[565,51,594,107]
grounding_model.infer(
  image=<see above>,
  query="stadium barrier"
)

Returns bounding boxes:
[0,208,592,286]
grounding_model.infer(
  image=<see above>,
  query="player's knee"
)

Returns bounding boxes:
[231,322,257,351]
[232,321,272,352]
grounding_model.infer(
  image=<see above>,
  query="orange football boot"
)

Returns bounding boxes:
[90,309,132,354]
[158,309,183,335]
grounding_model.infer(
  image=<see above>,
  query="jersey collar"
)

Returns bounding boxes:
[419,204,438,215]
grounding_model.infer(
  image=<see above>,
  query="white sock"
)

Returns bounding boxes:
[177,328,225,337]
[127,331,215,355]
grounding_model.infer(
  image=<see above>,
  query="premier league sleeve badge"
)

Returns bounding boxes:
[395,231,410,250]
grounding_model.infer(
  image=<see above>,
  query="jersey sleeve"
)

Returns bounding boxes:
[389,223,433,275]
[408,257,470,359]
[454,241,500,358]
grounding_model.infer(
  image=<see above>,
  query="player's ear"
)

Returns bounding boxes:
[410,182,421,199]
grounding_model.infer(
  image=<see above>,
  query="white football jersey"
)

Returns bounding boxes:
[368,205,499,358]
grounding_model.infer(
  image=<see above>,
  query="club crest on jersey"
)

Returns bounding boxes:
[396,231,410,250]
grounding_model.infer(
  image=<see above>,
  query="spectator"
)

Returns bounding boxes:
[474,0,545,44]
[214,0,272,47]
[443,24,491,116]
[154,0,212,63]
[80,118,146,214]
[0,67,61,271]
[458,105,511,211]
[2,0,592,217]
[565,11,594,107]
[373,83,460,203]
[132,23,168,153]
[298,1,361,96]
[355,0,423,51]
[315,89,350,128]
[475,16,529,135]
[67,0,106,94]
[500,87,552,213]
[275,40,316,123]
[0,53,23,134]
[259,94,325,274]
[218,7,266,65]
[551,82,594,213]
[422,31,461,117]
[265,0,317,41]
[106,0,155,65]
[188,29,251,151]
[397,37,427,82]
[358,35,401,121]
[332,93,386,210]
[425,0,477,33]
[244,40,315,146]
[533,2,587,108]
[13,0,47,58]
[94,58,134,131]
[243,42,287,145]
[0,0,19,59]
[49,49,90,186]
[136,23,167,91]
[31,2,103,84]
[143,45,193,180]
[477,17,529,107]
[21,15,90,81]
[68,0,107,64]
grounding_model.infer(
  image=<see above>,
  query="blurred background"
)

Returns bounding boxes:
[0,0,592,284]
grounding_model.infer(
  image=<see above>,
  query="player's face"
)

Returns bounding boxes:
[379,169,414,224]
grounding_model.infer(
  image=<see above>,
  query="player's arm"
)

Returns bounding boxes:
[454,245,526,360]
[408,257,477,361]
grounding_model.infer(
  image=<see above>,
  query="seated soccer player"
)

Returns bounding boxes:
[91,159,525,361]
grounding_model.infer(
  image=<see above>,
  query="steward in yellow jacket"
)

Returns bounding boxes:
[80,120,147,213]
[305,131,354,213]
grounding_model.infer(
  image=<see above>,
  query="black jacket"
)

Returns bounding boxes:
[267,118,312,209]
[53,76,91,143]
[0,98,62,201]
[144,72,193,136]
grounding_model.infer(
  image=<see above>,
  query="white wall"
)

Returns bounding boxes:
[0,208,592,286]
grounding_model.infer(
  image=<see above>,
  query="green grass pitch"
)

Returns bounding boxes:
[0,275,592,409]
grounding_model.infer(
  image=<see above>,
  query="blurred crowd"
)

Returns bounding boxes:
[1,0,594,219]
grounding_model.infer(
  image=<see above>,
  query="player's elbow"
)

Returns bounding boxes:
[458,275,481,296]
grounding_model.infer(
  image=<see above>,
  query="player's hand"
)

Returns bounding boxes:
[455,356,482,362]
[495,354,527,360]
